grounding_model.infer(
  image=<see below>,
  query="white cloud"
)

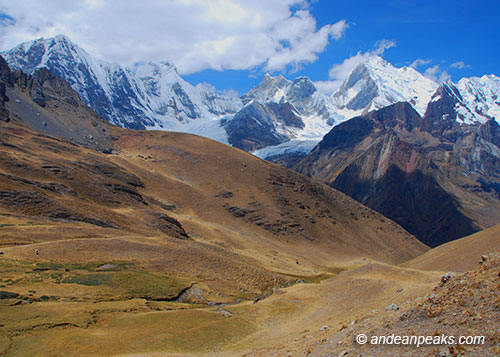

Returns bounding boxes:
[315,39,396,94]
[450,61,471,69]
[372,39,396,55]
[195,82,217,93]
[265,13,348,72]
[314,80,340,94]
[424,65,451,83]
[195,82,239,97]
[330,19,349,40]
[410,58,431,68]
[0,0,347,75]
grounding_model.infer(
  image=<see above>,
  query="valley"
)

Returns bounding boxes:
[0,116,432,356]
[0,31,499,356]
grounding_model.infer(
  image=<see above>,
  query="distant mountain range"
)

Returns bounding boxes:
[3,35,500,246]
[3,35,499,156]
[2,35,241,142]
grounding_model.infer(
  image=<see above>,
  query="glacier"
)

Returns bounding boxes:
[3,35,500,159]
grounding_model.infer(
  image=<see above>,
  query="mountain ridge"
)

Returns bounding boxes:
[0,54,428,268]
[4,35,500,157]
[331,56,438,117]
[294,101,500,246]
[2,35,241,141]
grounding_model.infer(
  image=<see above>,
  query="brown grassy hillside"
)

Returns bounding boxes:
[0,116,430,355]
[403,223,500,272]
[0,59,434,355]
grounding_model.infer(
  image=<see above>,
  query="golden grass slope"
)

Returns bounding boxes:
[0,256,441,356]
[305,255,500,357]
[0,90,430,355]
[403,222,500,272]
[0,118,427,271]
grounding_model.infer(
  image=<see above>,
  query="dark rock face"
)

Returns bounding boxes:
[0,56,13,86]
[270,102,304,129]
[294,101,500,247]
[171,82,199,119]
[373,101,423,131]
[332,164,478,247]
[224,101,303,151]
[0,81,8,122]
[318,116,374,152]
[29,69,49,107]
[6,65,82,110]
[0,82,7,102]
[0,55,115,151]
[318,102,421,153]
[478,117,500,148]
[149,213,190,240]
[0,105,9,123]
[422,83,466,141]
[0,56,11,122]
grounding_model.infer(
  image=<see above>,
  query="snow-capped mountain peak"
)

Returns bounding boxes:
[332,55,439,117]
[3,35,500,161]
[456,74,500,124]
[241,73,291,104]
[2,35,242,138]
[424,76,500,127]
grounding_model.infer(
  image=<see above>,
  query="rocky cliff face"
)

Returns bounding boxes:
[0,56,12,122]
[294,102,500,247]
[224,101,303,151]
[0,54,113,151]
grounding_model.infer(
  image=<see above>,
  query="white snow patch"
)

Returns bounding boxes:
[253,140,319,159]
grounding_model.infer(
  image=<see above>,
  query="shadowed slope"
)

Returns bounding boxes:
[294,102,500,247]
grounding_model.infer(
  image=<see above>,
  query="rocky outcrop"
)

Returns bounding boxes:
[0,55,13,86]
[0,56,11,122]
[0,82,8,122]
[0,55,114,151]
[294,102,500,247]
[149,213,190,240]
[224,101,303,151]
[422,82,471,141]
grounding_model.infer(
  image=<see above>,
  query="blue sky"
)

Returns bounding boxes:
[1,0,499,95]
[186,0,500,94]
